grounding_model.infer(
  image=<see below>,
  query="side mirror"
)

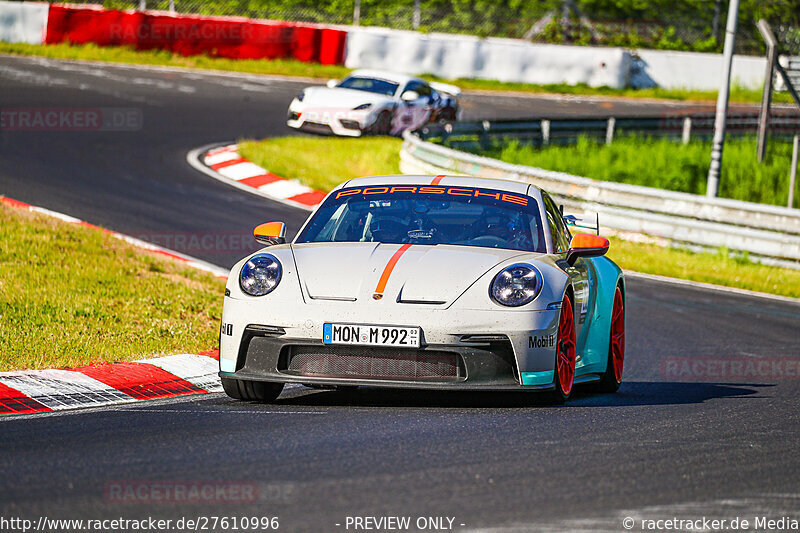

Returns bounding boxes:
[565,233,609,266]
[326,79,338,88]
[401,90,420,102]
[253,222,286,246]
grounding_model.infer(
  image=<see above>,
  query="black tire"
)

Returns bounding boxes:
[437,107,457,123]
[367,111,392,136]
[594,284,626,393]
[221,378,283,402]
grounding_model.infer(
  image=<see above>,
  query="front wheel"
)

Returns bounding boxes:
[366,111,392,136]
[595,285,625,392]
[221,378,284,402]
[545,293,576,404]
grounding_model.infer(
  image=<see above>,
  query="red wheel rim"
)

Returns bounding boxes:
[610,287,625,383]
[557,294,576,396]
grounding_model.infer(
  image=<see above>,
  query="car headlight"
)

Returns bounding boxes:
[353,103,372,110]
[490,264,542,307]
[297,91,305,102]
[239,254,282,297]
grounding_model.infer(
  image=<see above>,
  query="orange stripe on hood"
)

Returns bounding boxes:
[430,175,445,185]
[374,244,412,296]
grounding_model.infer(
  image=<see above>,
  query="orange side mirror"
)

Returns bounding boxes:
[253,222,286,246]
[566,233,609,266]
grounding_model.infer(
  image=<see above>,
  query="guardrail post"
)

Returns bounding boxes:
[757,20,777,163]
[682,117,692,144]
[541,119,550,146]
[480,120,491,151]
[790,134,799,209]
[605,118,616,145]
[138,0,146,10]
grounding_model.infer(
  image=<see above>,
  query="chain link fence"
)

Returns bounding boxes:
[36,0,800,55]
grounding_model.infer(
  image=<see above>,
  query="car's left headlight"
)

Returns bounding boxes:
[239,254,282,297]
[297,91,305,102]
[353,103,372,110]
[490,264,542,307]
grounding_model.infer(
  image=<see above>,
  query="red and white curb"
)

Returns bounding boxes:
[187,144,326,211]
[0,196,232,415]
[0,352,223,415]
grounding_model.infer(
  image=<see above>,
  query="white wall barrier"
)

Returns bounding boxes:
[344,26,632,89]
[0,1,48,45]
[0,2,771,92]
[632,48,766,91]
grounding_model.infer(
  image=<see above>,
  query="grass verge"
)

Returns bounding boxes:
[608,238,800,299]
[1,41,793,104]
[0,202,224,371]
[238,135,800,298]
[477,136,800,208]
[238,136,403,192]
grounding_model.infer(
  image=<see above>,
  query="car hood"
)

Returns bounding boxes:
[291,242,528,305]
[300,87,393,109]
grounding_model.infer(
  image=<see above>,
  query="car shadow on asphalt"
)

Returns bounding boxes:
[267,381,772,409]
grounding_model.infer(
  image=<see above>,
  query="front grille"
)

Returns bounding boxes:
[300,122,334,135]
[283,345,463,381]
[339,119,360,130]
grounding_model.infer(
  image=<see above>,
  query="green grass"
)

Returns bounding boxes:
[608,237,800,298]
[0,202,225,371]
[240,135,800,298]
[479,136,800,208]
[1,41,793,104]
[238,136,403,192]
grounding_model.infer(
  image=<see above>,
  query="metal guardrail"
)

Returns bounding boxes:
[418,112,800,152]
[400,124,800,269]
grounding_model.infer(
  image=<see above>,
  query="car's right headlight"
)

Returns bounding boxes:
[490,263,542,307]
[239,254,282,296]
[297,91,305,102]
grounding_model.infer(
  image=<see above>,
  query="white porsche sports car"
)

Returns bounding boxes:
[219,175,626,403]
[286,70,460,137]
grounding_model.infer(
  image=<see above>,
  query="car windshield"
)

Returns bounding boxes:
[336,77,399,97]
[296,185,547,253]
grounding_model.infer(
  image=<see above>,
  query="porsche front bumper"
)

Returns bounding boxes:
[219,296,564,391]
[286,102,372,137]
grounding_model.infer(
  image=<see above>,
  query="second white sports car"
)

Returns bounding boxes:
[287,70,460,137]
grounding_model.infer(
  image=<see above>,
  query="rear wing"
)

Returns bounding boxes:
[563,213,600,235]
[429,81,461,97]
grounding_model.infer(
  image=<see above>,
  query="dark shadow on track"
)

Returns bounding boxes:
[219,381,770,409]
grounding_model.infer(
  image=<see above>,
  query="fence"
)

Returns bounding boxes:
[28,0,800,55]
[400,117,800,269]
[418,113,800,152]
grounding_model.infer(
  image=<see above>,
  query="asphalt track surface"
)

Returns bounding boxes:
[1,55,799,532]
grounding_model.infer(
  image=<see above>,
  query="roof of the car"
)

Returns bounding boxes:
[338,175,538,197]
[346,70,419,86]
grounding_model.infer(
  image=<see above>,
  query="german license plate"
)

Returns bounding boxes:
[323,323,420,348]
